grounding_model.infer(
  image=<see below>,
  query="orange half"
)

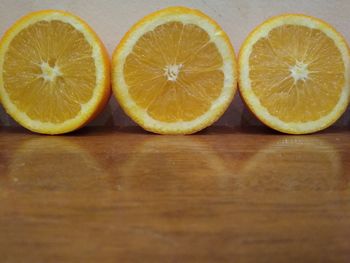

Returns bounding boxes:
[112,7,237,134]
[0,10,110,134]
[239,14,350,134]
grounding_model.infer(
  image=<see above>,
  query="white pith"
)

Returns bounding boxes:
[164,64,183,82]
[290,61,309,83]
[40,62,62,82]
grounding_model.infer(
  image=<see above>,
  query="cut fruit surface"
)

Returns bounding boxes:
[112,6,237,134]
[239,14,350,134]
[0,10,110,134]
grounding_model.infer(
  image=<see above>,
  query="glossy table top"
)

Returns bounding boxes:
[0,127,349,262]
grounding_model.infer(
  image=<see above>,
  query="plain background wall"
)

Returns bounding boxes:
[0,0,349,128]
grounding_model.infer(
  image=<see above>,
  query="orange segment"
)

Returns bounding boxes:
[0,10,110,134]
[239,15,350,134]
[249,25,344,123]
[113,7,237,134]
[124,21,224,122]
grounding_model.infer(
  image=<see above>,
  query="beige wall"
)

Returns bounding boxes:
[0,0,349,128]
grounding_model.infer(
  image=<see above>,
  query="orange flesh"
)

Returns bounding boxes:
[3,20,96,123]
[249,24,344,122]
[124,22,224,122]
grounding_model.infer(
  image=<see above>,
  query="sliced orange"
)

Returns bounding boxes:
[0,10,110,134]
[239,14,350,134]
[112,6,237,134]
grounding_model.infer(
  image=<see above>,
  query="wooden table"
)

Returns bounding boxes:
[0,127,349,262]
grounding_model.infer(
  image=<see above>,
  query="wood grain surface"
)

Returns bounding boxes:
[0,127,349,262]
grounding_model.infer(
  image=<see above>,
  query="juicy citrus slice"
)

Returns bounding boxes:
[0,10,110,134]
[239,14,350,134]
[112,6,237,134]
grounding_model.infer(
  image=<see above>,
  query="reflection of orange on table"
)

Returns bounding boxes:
[238,137,346,191]
[5,136,109,192]
[0,128,350,262]
[114,136,231,193]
